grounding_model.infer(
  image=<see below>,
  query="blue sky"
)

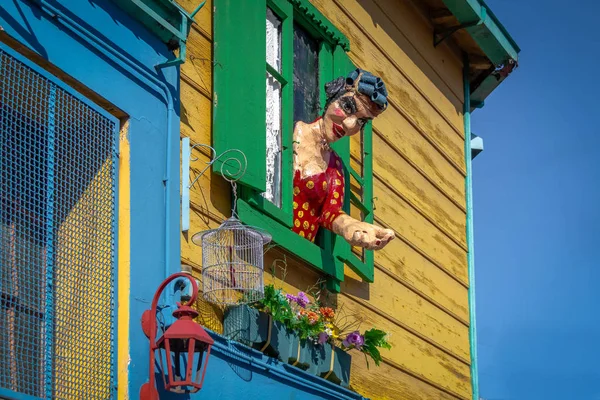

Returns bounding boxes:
[473,1,600,399]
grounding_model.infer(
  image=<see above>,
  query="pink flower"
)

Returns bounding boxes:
[286,294,298,303]
[318,332,330,344]
[343,331,364,350]
[296,292,310,308]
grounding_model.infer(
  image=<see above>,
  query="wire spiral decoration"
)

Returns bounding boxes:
[188,144,247,189]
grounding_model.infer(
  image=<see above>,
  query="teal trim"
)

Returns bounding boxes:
[45,83,56,400]
[111,0,205,68]
[463,54,479,400]
[478,0,520,54]
[0,388,44,400]
[442,0,519,64]
[442,0,520,106]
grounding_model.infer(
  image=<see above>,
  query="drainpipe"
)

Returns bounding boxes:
[34,0,178,282]
[463,53,480,400]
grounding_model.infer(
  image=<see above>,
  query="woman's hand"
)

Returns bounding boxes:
[332,216,395,250]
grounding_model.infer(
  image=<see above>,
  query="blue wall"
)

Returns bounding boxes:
[0,0,180,397]
[164,333,364,400]
[0,2,364,399]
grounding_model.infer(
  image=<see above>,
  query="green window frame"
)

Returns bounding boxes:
[214,0,373,292]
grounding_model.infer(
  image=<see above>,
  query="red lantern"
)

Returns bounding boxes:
[140,273,214,400]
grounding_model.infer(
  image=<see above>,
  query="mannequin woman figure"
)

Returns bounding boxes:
[291,69,394,251]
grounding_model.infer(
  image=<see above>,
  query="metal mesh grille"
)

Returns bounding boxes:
[0,48,117,399]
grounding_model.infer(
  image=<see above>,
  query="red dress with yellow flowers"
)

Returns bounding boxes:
[292,152,345,242]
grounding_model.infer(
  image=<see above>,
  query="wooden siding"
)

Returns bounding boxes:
[177,0,471,398]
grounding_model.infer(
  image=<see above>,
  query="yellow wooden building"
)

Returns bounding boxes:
[178,0,519,399]
[0,0,517,398]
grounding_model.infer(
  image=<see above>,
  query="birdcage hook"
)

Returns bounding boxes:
[181,138,247,231]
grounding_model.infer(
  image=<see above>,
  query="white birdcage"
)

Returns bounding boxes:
[192,217,271,305]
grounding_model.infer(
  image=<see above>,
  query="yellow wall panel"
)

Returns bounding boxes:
[374,177,468,285]
[181,28,212,96]
[374,237,469,323]
[372,134,467,247]
[337,296,471,399]
[310,0,466,171]
[374,108,466,202]
[176,0,212,39]
[315,0,464,127]
[179,0,473,398]
[350,355,460,400]
[349,132,466,248]
[180,79,212,145]
[342,267,470,363]
[372,0,464,105]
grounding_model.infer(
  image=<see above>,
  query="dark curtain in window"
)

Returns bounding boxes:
[293,24,320,124]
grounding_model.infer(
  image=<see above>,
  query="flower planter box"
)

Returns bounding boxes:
[272,321,298,364]
[300,339,330,375]
[285,337,303,370]
[224,305,295,361]
[294,340,351,386]
[319,346,351,387]
[223,305,351,386]
[223,304,269,345]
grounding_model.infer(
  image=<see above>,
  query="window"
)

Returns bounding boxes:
[0,45,118,399]
[293,23,320,124]
[214,0,374,291]
[264,8,283,207]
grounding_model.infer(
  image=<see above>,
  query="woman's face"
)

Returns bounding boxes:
[322,92,377,143]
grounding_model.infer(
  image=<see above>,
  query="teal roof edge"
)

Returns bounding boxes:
[442,0,520,65]
[478,0,520,54]
[442,0,520,107]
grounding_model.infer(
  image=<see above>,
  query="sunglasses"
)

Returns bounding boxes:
[338,96,371,127]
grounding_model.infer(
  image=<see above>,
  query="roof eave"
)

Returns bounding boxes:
[441,0,520,106]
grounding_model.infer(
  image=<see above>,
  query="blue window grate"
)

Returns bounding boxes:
[0,46,118,399]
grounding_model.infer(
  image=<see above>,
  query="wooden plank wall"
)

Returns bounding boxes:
[177,0,471,398]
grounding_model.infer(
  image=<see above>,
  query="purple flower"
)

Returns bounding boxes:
[343,331,365,350]
[296,292,310,308]
[286,294,298,303]
[318,332,329,345]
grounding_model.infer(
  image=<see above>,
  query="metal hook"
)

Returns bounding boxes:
[181,138,247,231]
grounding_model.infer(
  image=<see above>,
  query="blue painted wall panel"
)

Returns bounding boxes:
[0,0,180,397]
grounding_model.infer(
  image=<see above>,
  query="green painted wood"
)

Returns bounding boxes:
[244,0,294,227]
[237,199,345,287]
[317,42,344,292]
[215,0,369,289]
[361,121,375,278]
[289,0,350,51]
[213,0,267,191]
[330,47,374,283]
[266,62,288,86]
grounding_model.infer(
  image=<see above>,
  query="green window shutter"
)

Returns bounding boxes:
[213,0,267,191]
[241,0,294,228]
[330,47,375,283]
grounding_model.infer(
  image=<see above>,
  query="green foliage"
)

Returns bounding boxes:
[252,285,294,325]
[240,257,390,367]
[361,328,392,368]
